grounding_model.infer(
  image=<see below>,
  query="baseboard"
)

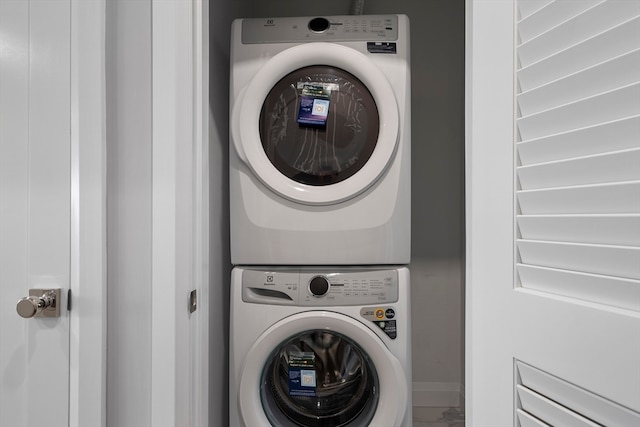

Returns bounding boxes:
[413,382,465,408]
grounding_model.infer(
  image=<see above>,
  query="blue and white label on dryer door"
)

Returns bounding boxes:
[297,84,332,127]
[288,351,317,397]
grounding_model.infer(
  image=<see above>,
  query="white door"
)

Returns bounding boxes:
[0,1,106,426]
[466,0,640,425]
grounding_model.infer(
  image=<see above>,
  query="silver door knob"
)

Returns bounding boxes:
[16,289,61,318]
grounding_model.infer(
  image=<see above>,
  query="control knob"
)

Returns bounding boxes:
[308,17,330,33]
[309,276,330,296]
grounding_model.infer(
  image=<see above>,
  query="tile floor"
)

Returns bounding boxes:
[413,407,465,427]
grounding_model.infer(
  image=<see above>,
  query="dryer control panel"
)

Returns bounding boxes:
[242,268,399,306]
[241,15,399,44]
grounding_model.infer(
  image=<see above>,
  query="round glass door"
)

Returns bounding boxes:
[232,43,399,205]
[259,66,379,186]
[260,330,379,427]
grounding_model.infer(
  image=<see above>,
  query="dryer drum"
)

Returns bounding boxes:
[260,330,380,426]
[259,66,380,187]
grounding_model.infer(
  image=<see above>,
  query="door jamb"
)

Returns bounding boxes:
[150,1,209,426]
[69,0,107,426]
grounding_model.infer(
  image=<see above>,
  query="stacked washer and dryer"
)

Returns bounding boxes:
[229,15,412,426]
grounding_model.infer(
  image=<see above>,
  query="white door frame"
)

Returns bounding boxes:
[464,0,516,423]
[69,0,107,425]
[150,1,209,426]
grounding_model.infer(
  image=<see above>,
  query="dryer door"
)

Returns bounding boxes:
[231,43,400,205]
[238,311,408,427]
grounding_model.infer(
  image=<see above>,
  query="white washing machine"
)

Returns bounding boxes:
[230,15,411,265]
[230,266,412,427]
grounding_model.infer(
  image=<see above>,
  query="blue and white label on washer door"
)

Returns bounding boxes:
[288,351,316,397]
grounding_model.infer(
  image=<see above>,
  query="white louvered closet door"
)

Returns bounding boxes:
[466,0,640,425]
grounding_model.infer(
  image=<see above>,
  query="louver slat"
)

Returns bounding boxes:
[518,182,640,215]
[516,264,640,311]
[518,239,640,280]
[518,149,640,190]
[517,116,640,165]
[517,409,551,427]
[517,214,640,246]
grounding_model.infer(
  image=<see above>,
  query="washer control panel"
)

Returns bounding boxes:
[242,268,399,306]
[241,15,399,44]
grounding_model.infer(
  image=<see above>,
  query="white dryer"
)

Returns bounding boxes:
[230,266,412,426]
[230,15,411,265]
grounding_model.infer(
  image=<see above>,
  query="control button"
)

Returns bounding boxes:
[308,17,330,33]
[385,308,396,319]
[309,276,330,296]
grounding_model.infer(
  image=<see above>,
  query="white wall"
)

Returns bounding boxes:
[210,0,466,409]
[106,1,152,425]
[208,1,246,425]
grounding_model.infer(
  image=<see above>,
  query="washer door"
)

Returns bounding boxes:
[231,43,400,205]
[238,311,408,427]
